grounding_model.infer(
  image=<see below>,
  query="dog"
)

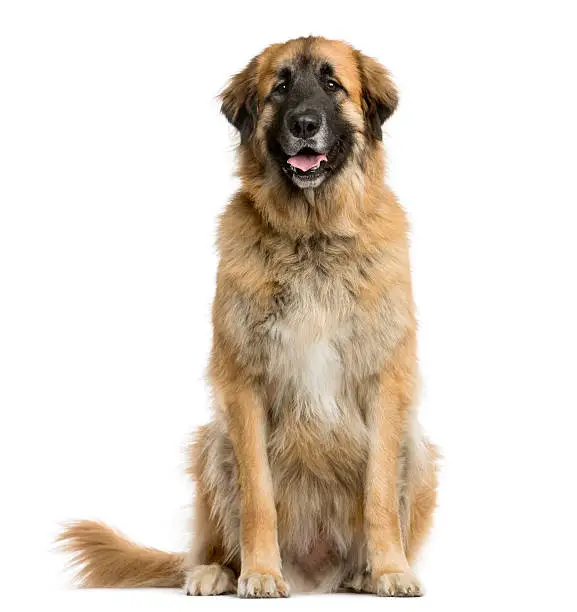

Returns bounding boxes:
[59,36,438,598]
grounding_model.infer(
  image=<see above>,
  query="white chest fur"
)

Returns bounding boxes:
[273,326,343,421]
[266,279,352,423]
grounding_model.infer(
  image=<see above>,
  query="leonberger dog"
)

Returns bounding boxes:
[59,36,438,598]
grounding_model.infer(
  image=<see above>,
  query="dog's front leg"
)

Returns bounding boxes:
[218,384,289,598]
[364,334,423,597]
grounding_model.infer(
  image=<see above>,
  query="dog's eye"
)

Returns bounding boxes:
[325,78,340,92]
[274,81,288,95]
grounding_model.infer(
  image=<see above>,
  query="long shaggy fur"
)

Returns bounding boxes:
[57,521,185,588]
[59,37,438,598]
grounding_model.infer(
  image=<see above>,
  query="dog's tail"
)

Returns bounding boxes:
[57,520,185,588]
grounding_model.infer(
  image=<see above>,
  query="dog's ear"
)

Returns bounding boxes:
[356,52,398,141]
[220,57,259,143]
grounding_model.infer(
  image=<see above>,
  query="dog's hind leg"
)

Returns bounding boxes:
[184,487,237,595]
[184,427,238,596]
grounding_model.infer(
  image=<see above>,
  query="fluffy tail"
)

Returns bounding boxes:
[57,520,185,588]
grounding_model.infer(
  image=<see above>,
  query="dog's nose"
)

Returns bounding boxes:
[288,111,322,139]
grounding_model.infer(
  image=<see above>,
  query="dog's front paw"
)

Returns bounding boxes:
[185,564,236,596]
[237,571,290,598]
[371,569,423,597]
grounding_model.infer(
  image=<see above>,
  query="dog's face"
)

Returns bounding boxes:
[221,37,398,191]
[265,55,356,189]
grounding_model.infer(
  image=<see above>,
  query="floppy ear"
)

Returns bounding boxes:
[220,57,259,143]
[356,52,399,140]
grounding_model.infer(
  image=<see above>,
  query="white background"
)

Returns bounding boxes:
[1,1,576,610]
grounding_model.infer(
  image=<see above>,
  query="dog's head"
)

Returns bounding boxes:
[221,37,398,190]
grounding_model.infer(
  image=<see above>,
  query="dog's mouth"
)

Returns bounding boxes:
[286,149,328,174]
[282,147,329,183]
[269,131,352,189]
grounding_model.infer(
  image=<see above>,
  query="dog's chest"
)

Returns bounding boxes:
[265,268,355,422]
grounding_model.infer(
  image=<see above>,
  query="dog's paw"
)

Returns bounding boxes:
[237,571,290,598]
[342,571,369,592]
[370,570,423,597]
[184,564,236,596]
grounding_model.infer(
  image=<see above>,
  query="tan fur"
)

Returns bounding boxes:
[57,521,184,587]
[58,37,438,598]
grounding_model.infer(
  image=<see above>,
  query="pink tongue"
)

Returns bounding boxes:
[287,153,327,172]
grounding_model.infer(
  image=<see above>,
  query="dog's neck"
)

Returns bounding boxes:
[239,144,390,240]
